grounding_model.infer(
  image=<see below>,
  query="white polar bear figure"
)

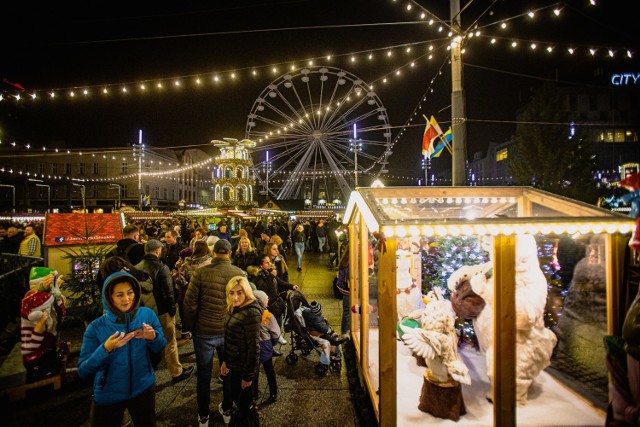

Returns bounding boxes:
[447,234,557,405]
[396,247,424,319]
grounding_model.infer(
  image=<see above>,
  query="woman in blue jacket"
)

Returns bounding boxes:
[78,271,167,427]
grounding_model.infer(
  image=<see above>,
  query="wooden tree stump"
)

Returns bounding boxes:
[418,369,466,421]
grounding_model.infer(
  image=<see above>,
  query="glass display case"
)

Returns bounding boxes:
[343,186,634,426]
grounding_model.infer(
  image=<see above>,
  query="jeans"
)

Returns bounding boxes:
[341,293,351,335]
[317,236,327,252]
[253,357,277,399]
[194,333,225,418]
[294,242,305,268]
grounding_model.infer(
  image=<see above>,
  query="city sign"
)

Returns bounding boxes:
[611,73,640,86]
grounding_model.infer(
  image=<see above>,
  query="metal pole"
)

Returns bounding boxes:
[451,0,467,186]
[36,184,50,212]
[354,148,358,188]
[138,130,143,210]
[0,184,15,213]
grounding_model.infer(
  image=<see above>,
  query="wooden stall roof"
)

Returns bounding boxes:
[344,186,635,235]
[43,213,124,246]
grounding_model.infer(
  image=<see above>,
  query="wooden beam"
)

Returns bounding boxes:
[493,235,517,427]
[378,238,397,426]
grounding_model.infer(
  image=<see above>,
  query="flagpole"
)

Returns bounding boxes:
[451,0,467,186]
[424,154,429,186]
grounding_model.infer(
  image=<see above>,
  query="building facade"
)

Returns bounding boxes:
[0,145,212,213]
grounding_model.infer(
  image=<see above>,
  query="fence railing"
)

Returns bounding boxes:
[0,253,43,334]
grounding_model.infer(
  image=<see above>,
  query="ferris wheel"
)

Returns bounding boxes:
[245,66,392,201]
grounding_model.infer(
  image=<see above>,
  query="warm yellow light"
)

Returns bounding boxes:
[70,91,75,97]
[491,38,496,44]
[157,82,163,88]
[501,22,507,29]
[568,48,575,55]
[553,8,561,16]
[435,225,447,236]
[528,11,535,18]
[421,225,434,236]
[383,225,394,237]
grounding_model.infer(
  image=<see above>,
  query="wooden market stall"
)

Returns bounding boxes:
[343,186,634,427]
[42,213,124,276]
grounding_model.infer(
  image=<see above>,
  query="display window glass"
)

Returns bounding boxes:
[345,187,633,426]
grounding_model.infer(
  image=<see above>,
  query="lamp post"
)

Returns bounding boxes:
[0,184,15,213]
[109,183,122,210]
[349,123,362,188]
[261,151,272,197]
[72,182,86,213]
[28,178,50,213]
[36,184,51,213]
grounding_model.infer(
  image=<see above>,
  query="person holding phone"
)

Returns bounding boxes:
[78,271,166,427]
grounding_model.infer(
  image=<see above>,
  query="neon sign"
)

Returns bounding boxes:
[611,73,640,85]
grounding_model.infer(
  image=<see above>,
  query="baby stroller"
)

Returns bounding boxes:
[282,290,341,376]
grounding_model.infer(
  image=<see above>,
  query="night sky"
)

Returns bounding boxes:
[1,0,638,181]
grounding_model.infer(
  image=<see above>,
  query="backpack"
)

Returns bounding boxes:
[108,242,140,264]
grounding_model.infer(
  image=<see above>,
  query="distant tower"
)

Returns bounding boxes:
[210,138,258,209]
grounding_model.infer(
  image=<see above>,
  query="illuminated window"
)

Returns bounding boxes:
[496,148,508,162]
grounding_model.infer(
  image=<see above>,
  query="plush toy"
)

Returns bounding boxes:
[400,294,471,385]
[20,267,66,382]
[447,234,557,406]
[619,172,640,251]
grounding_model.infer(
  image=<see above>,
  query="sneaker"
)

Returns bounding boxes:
[218,403,232,425]
[334,335,349,345]
[272,349,283,357]
[268,393,278,403]
[172,365,194,384]
[278,336,287,345]
[198,415,209,427]
[297,267,302,272]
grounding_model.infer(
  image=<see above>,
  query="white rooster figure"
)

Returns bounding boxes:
[401,293,471,385]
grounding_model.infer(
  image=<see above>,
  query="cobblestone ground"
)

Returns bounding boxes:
[1,251,376,427]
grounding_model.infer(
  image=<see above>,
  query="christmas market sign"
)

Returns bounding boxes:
[43,213,123,246]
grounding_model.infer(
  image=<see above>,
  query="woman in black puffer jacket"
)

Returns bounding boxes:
[220,276,262,425]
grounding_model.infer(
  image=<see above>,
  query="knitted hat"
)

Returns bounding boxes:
[29,266,57,291]
[309,300,322,315]
[21,291,55,321]
[254,290,269,306]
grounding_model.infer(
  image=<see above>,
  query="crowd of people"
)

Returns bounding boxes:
[3,214,347,427]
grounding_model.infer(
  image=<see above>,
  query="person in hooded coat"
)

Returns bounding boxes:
[78,271,167,427]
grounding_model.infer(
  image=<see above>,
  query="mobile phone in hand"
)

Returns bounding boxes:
[131,328,144,337]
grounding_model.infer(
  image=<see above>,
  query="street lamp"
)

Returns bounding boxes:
[109,183,122,210]
[261,151,272,197]
[0,184,15,213]
[28,178,50,213]
[72,182,86,213]
[36,184,51,213]
[349,123,362,188]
